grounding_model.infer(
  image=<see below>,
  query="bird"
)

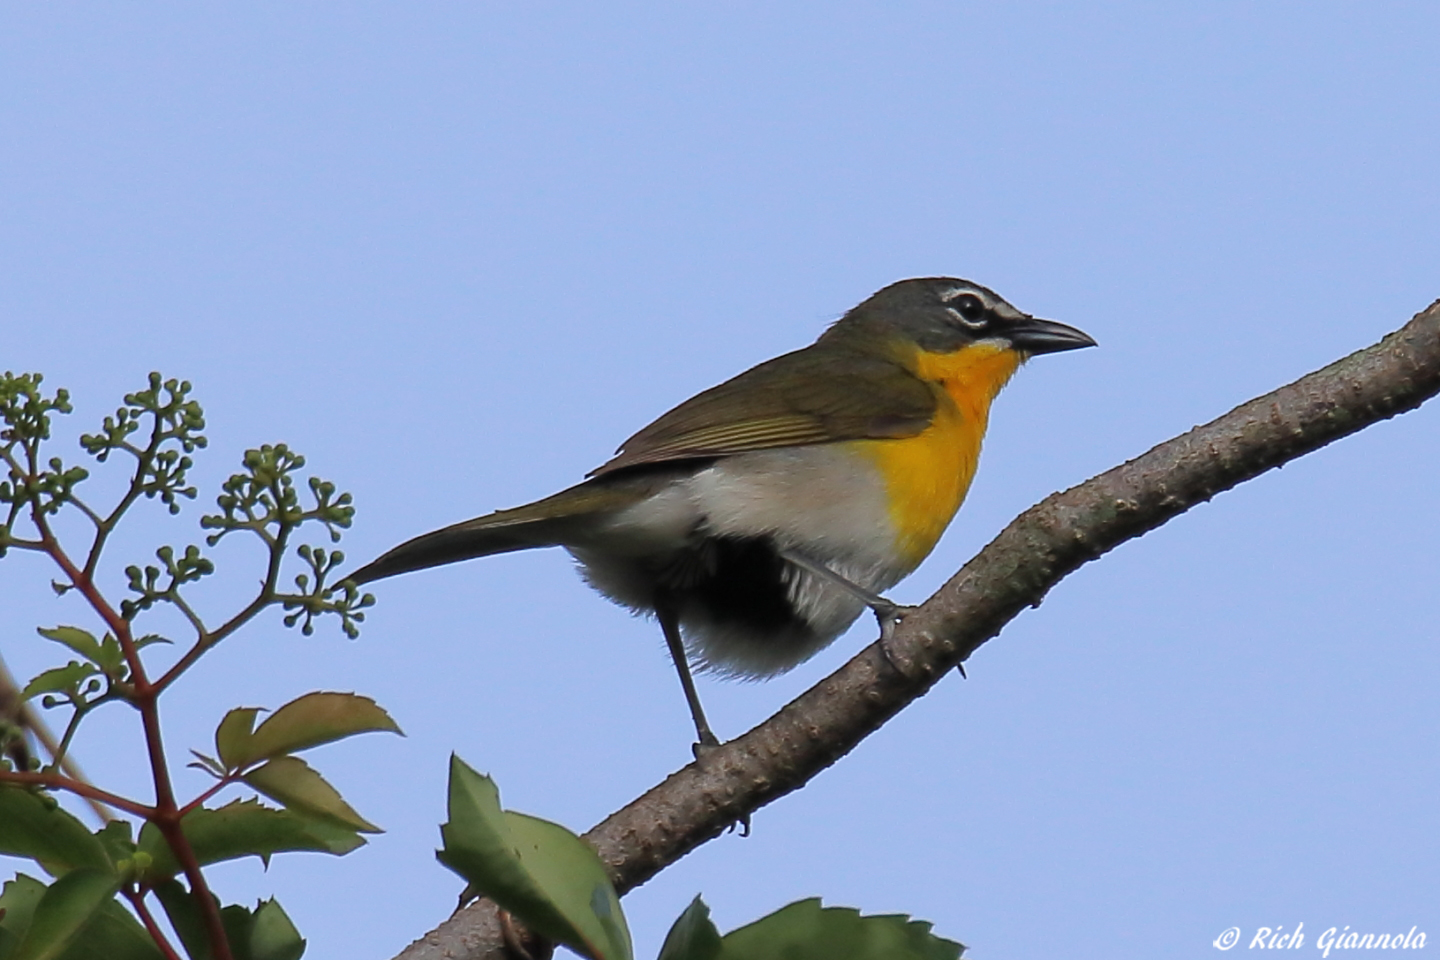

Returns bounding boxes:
[346,277,1095,752]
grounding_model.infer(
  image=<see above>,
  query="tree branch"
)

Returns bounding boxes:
[390,298,1440,960]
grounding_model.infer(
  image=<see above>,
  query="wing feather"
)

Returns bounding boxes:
[589,346,937,476]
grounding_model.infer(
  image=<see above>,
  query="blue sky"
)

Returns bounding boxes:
[3,4,1438,958]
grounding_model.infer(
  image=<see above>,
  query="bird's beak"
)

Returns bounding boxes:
[1005,316,1097,355]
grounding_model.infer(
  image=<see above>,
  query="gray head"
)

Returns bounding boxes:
[826,277,1096,356]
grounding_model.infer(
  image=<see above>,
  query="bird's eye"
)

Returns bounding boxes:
[948,294,989,328]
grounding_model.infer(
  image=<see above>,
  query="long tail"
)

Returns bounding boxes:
[344,473,664,584]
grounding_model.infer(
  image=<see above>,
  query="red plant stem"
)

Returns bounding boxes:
[33,513,147,686]
[179,776,236,817]
[124,887,184,960]
[33,512,236,960]
[0,770,153,819]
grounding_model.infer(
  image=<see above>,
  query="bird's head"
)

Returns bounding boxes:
[828,277,1097,359]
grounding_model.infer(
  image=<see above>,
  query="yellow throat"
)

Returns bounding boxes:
[856,340,1023,566]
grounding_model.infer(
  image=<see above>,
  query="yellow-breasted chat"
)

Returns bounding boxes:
[348,277,1095,750]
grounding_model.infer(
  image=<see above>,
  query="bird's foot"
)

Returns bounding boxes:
[691,729,722,762]
[872,601,917,672]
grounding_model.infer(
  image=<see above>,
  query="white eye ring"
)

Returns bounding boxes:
[944,294,990,330]
[947,307,988,330]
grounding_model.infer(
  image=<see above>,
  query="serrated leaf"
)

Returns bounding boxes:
[34,629,104,670]
[717,900,964,960]
[657,896,722,960]
[243,756,380,833]
[92,636,124,675]
[238,692,401,767]
[133,635,173,650]
[249,899,305,960]
[21,663,99,701]
[136,799,364,880]
[8,869,119,960]
[188,751,226,777]
[436,756,632,960]
[219,904,257,960]
[93,821,136,872]
[153,884,303,960]
[214,708,262,771]
[0,787,113,876]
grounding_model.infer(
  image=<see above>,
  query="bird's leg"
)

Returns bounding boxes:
[658,602,754,833]
[778,548,914,639]
[778,551,962,678]
[656,601,721,758]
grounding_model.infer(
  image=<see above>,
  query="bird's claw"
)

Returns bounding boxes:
[874,602,916,672]
[691,730,722,762]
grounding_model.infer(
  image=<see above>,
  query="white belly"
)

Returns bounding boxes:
[569,446,914,677]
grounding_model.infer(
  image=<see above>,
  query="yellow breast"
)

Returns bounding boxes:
[854,341,1022,567]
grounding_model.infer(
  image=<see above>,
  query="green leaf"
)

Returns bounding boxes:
[136,799,364,881]
[153,884,306,960]
[92,636,125,676]
[238,692,400,767]
[165,885,260,960]
[34,630,104,670]
[58,896,166,960]
[0,875,47,949]
[92,821,136,875]
[0,787,113,876]
[657,897,722,960]
[150,880,212,960]
[8,869,119,960]
[219,904,258,960]
[20,663,99,702]
[249,900,305,960]
[717,900,964,960]
[436,756,632,960]
[214,708,261,772]
[243,756,380,833]
[188,751,225,778]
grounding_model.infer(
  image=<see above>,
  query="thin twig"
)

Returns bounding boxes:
[0,770,153,819]
[124,887,185,960]
[154,488,292,692]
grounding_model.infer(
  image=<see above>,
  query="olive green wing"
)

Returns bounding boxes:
[589,346,937,476]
